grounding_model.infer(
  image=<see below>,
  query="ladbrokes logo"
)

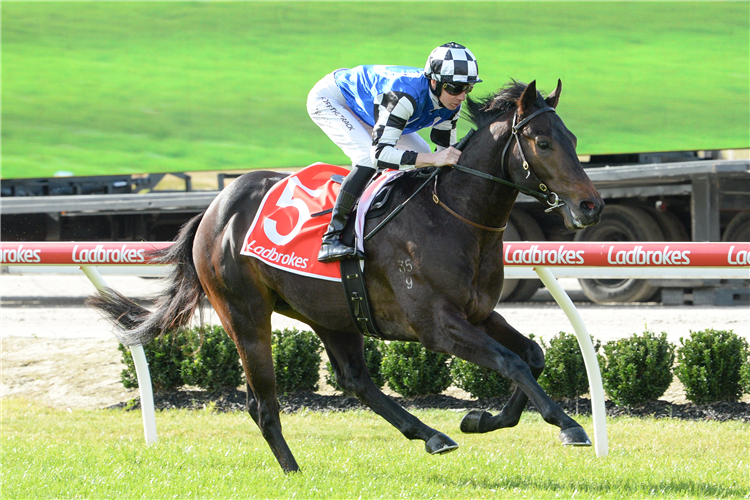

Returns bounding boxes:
[728,246,749,265]
[245,240,309,269]
[1,245,42,264]
[607,245,690,265]
[504,244,585,265]
[72,244,146,263]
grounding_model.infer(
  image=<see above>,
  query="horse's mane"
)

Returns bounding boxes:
[464,79,531,129]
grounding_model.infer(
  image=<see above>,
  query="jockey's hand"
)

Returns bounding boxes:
[414,147,461,168]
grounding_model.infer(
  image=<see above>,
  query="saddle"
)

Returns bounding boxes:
[238,163,432,340]
[336,168,438,340]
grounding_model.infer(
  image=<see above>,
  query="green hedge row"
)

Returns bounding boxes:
[120,327,750,406]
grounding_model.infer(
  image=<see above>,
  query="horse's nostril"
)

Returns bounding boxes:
[580,200,598,215]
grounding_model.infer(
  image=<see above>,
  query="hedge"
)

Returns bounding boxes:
[120,326,750,405]
[380,342,452,398]
[675,329,749,404]
[601,329,675,407]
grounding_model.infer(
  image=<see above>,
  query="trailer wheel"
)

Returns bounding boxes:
[499,219,521,302]
[574,205,665,303]
[645,207,689,242]
[722,211,750,242]
[502,208,545,302]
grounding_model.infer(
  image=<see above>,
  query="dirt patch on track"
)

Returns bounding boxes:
[1,337,138,409]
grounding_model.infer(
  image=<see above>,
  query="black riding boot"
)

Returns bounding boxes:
[317,166,375,263]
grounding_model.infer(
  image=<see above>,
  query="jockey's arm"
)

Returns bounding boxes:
[416,109,461,167]
[371,91,460,170]
[415,147,461,168]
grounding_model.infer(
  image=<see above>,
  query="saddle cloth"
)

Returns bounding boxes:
[240,163,404,281]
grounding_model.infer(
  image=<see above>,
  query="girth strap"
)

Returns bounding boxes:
[339,258,387,340]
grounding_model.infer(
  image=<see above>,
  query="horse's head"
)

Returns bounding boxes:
[467,80,604,229]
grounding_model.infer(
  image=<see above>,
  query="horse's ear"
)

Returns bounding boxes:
[546,79,562,109]
[518,80,537,115]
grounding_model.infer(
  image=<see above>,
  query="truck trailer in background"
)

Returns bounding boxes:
[2,150,749,305]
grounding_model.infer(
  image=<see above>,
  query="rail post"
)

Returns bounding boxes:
[534,266,608,457]
[80,265,157,444]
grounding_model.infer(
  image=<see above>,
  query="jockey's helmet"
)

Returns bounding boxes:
[424,42,482,84]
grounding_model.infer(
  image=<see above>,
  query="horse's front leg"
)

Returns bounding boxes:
[420,307,590,446]
[460,311,543,433]
[316,328,459,455]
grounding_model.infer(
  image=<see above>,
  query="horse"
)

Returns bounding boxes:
[89,79,604,473]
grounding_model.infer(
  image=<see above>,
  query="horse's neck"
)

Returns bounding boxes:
[440,140,518,231]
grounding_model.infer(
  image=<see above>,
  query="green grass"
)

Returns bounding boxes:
[2,1,748,179]
[2,398,748,499]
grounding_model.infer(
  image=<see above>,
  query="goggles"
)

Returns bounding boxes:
[442,82,475,96]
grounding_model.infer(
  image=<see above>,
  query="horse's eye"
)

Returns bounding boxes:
[538,140,550,150]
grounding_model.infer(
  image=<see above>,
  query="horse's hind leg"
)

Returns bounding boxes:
[316,329,458,455]
[209,293,300,473]
[460,313,544,433]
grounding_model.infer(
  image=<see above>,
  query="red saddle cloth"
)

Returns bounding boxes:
[240,163,351,282]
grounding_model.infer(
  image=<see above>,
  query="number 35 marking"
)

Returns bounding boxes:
[398,259,413,273]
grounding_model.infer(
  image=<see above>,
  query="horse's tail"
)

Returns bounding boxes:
[86,213,206,347]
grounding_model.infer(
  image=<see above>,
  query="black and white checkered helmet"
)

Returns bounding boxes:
[424,42,482,84]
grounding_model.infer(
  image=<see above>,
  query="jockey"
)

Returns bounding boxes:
[307,42,482,262]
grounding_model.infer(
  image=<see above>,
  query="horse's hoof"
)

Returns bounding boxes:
[559,426,592,446]
[460,409,493,434]
[425,433,459,455]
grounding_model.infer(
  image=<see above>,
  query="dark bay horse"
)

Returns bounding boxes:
[90,80,604,473]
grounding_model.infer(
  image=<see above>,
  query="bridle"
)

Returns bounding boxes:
[365,105,567,240]
[465,106,564,211]
[501,107,560,204]
[431,105,566,231]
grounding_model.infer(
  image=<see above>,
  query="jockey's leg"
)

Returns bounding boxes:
[318,165,376,262]
[306,72,373,168]
[307,75,433,262]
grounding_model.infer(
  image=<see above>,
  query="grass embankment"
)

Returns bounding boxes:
[2,2,748,179]
[2,398,748,498]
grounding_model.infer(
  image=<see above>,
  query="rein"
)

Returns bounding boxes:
[431,175,507,232]
[455,107,565,211]
[364,130,475,241]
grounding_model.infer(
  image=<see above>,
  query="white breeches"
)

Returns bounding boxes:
[307,72,431,170]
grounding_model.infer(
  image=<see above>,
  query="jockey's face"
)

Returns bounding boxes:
[431,79,467,111]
